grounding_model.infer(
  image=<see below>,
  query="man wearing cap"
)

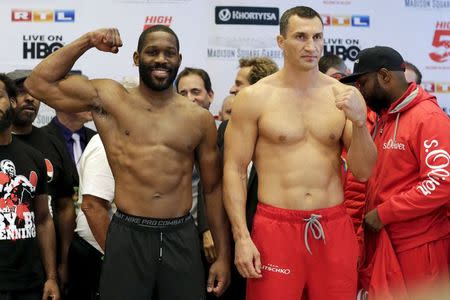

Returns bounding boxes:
[7,70,76,293]
[224,6,376,300]
[0,73,60,299]
[341,46,450,294]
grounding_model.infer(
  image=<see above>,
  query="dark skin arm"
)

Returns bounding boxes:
[55,196,76,290]
[196,110,231,297]
[24,28,123,112]
[81,194,111,251]
[35,194,60,300]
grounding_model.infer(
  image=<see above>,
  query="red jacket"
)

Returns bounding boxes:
[366,83,450,253]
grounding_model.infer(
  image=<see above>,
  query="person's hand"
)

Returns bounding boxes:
[333,86,367,127]
[364,208,384,232]
[42,278,60,300]
[203,230,217,263]
[207,256,230,297]
[235,237,262,279]
[57,263,69,295]
[88,28,123,53]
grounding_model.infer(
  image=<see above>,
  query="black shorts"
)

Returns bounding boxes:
[0,287,41,300]
[99,210,205,300]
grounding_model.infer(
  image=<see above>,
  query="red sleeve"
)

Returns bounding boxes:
[343,171,366,232]
[378,112,450,225]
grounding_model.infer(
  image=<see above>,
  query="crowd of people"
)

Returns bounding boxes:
[0,5,448,300]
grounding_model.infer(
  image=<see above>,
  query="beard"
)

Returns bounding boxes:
[139,61,179,91]
[364,79,392,114]
[12,109,36,127]
[0,106,15,132]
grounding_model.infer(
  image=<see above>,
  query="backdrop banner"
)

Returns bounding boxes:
[1,0,449,125]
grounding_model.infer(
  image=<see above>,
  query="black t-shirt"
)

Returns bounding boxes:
[0,137,48,291]
[14,126,74,202]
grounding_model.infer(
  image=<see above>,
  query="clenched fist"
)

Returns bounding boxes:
[88,28,123,53]
[332,85,367,127]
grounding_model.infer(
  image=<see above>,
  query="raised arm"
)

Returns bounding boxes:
[195,110,230,297]
[24,28,123,112]
[223,88,261,279]
[336,85,377,181]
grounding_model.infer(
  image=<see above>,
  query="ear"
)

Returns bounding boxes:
[208,90,214,101]
[377,68,391,84]
[133,51,139,66]
[276,34,285,49]
[10,97,17,109]
[178,53,183,67]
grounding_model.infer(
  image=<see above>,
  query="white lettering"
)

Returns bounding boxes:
[56,12,71,21]
[14,12,30,20]
[261,264,291,275]
[231,11,276,21]
[417,140,450,195]
[383,139,406,150]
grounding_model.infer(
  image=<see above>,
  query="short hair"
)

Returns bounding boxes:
[137,25,180,53]
[175,67,213,93]
[239,57,279,85]
[0,73,18,100]
[280,6,323,37]
[404,61,422,84]
[319,54,347,74]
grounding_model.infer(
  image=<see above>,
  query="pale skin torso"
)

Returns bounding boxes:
[228,72,349,210]
[223,14,376,280]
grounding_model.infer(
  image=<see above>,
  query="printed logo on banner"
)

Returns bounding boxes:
[114,0,192,3]
[215,6,279,25]
[422,81,450,93]
[207,47,282,60]
[22,34,64,59]
[324,37,361,62]
[323,0,352,5]
[429,21,450,63]
[11,9,75,22]
[322,15,370,27]
[143,16,173,30]
[404,0,450,8]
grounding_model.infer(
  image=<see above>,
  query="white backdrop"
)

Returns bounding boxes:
[1,0,449,126]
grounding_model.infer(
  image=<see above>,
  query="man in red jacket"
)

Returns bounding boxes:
[342,46,450,295]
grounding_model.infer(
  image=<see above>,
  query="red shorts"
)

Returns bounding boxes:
[396,237,449,295]
[247,203,358,300]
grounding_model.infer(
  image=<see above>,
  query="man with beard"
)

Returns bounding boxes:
[341,46,450,296]
[7,70,76,294]
[24,25,230,300]
[223,6,376,300]
[0,74,60,300]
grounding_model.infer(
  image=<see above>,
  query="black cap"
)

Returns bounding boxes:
[340,46,405,83]
[6,69,32,83]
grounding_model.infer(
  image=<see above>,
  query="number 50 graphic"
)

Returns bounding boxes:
[429,28,450,63]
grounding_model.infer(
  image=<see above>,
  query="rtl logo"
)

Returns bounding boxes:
[143,16,173,30]
[429,21,450,63]
[322,15,370,27]
[11,9,75,22]
[422,81,450,93]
